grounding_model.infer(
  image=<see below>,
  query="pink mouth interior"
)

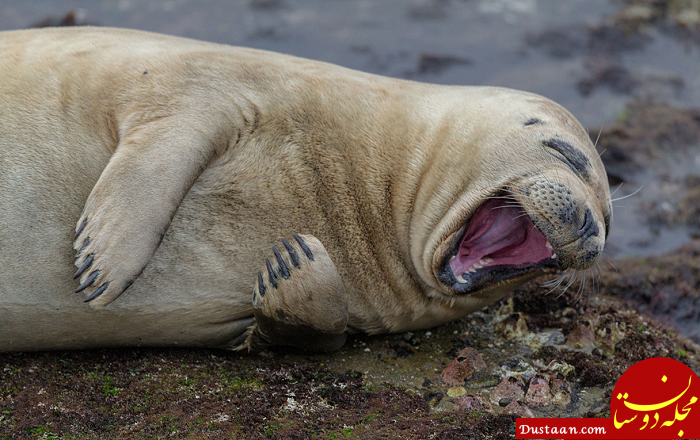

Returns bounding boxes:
[449,198,553,277]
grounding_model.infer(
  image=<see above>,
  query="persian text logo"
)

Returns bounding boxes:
[610,357,699,438]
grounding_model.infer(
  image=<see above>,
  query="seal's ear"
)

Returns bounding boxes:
[73,118,228,308]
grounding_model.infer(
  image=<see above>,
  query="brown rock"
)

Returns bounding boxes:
[455,394,483,412]
[566,318,596,351]
[503,400,534,418]
[525,374,552,407]
[549,373,572,406]
[441,347,486,386]
[490,376,526,406]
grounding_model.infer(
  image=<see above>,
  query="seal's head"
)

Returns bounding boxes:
[412,87,611,307]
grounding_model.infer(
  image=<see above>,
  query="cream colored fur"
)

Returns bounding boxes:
[0,27,610,351]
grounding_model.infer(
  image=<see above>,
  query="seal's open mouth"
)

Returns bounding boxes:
[438,197,559,294]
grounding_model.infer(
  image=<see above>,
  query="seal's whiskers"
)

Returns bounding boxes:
[541,265,600,302]
[611,186,642,203]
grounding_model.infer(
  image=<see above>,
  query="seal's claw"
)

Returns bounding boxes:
[75,237,90,260]
[84,282,110,303]
[74,218,88,240]
[256,270,266,297]
[71,208,155,308]
[74,253,94,279]
[240,234,349,353]
[265,258,278,288]
[292,233,314,260]
[280,238,300,268]
[272,246,290,279]
[75,270,99,293]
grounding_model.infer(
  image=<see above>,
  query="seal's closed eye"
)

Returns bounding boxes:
[523,118,542,126]
[543,138,591,179]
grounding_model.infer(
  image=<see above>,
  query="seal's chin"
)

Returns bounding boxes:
[437,198,559,295]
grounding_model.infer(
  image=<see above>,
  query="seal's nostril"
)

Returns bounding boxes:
[578,208,599,240]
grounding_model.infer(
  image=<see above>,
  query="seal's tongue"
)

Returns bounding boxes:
[449,198,552,277]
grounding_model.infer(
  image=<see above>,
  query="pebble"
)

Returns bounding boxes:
[447,386,467,398]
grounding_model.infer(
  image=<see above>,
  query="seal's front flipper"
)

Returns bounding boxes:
[238,234,349,353]
[73,119,228,308]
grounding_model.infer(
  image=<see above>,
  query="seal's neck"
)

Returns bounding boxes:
[239,66,484,331]
[260,76,440,329]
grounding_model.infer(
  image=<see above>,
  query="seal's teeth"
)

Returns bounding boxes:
[473,263,482,269]
[455,274,468,284]
[552,253,557,259]
[450,255,456,263]
[469,267,476,273]
[546,241,553,250]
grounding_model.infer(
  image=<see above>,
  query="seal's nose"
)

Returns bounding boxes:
[577,208,599,242]
[572,207,605,269]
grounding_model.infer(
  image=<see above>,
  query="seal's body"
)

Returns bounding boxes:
[0,28,611,352]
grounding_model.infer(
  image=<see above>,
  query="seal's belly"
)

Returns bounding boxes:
[0,114,257,351]
[0,304,255,352]
[0,125,104,301]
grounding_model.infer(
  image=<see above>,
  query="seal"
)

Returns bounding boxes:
[0,27,611,352]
